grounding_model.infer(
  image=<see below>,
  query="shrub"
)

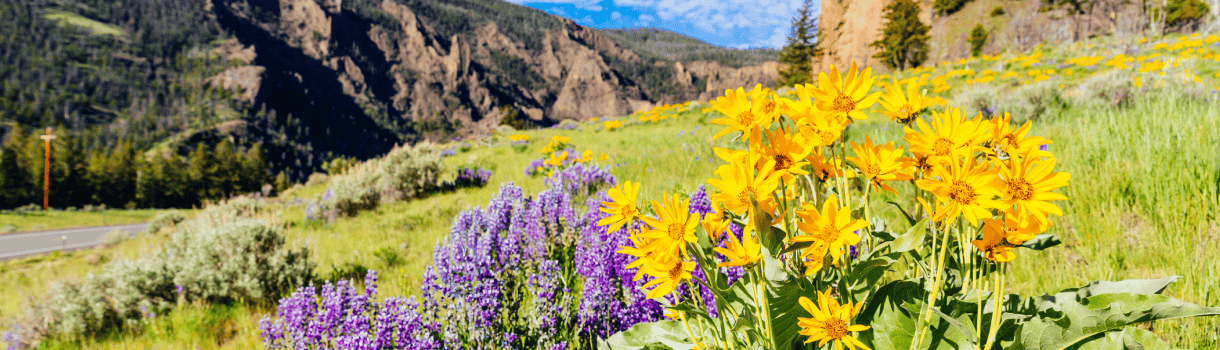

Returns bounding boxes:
[100,229,130,248]
[144,210,186,235]
[317,146,443,218]
[1071,69,1135,108]
[952,84,1000,116]
[305,173,330,187]
[997,80,1067,121]
[990,5,1005,16]
[8,205,314,347]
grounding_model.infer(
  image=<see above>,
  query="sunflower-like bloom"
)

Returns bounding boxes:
[904,107,991,165]
[996,148,1071,226]
[714,222,761,268]
[877,78,939,124]
[710,84,772,140]
[972,219,1017,262]
[809,62,882,123]
[995,208,1043,245]
[988,112,1051,159]
[598,181,642,233]
[798,288,871,350]
[616,230,653,281]
[641,258,696,299]
[708,162,780,217]
[639,193,699,260]
[916,157,1006,226]
[797,112,847,148]
[751,129,812,183]
[848,136,914,194]
[808,147,857,182]
[792,194,869,272]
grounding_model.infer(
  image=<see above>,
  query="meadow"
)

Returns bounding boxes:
[3,32,1220,349]
[0,209,163,234]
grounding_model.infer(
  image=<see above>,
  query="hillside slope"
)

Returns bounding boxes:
[0,0,780,181]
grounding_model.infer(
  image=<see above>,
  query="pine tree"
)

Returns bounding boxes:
[103,140,139,208]
[777,0,820,87]
[273,171,289,197]
[213,139,240,198]
[188,142,214,204]
[968,24,989,57]
[871,0,931,70]
[0,146,31,209]
[241,142,269,195]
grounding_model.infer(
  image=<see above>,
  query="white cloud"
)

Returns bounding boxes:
[610,11,623,20]
[638,14,655,25]
[612,0,818,34]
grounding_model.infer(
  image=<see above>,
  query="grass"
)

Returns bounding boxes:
[0,209,163,234]
[41,9,124,37]
[8,33,1220,349]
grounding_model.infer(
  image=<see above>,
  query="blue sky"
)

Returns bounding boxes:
[504,0,820,49]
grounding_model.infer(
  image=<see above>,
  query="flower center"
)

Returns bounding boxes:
[866,163,881,177]
[818,130,836,145]
[762,100,777,115]
[1008,178,1034,201]
[667,222,686,241]
[833,94,856,113]
[933,138,954,156]
[1001,134,1018,150]
[622,204,637,219]
[736,111,756,126]
[668,263,685,280]
[824,318,849,340]
[818,225,840,244]
[774,154,793,171]
[900,104,913,115]
[949,180,978,205]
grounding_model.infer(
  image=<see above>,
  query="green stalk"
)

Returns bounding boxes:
[913,220,956,349]
[983,265,1006,350]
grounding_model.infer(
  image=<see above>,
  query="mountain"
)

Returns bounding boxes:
[0,0,780,181]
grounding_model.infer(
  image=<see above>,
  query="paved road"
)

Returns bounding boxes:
[0,223,147,261]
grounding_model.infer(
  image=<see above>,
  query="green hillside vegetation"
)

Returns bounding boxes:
[42,9,124,37]
[598,28,781,67]
[4,31,1219,349]
[0,209,162,234]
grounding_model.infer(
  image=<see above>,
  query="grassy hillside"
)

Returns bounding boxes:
[6,32,1220,349]
[598,27,780,67]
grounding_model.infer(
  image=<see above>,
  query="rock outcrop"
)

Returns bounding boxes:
[201,0,777,174]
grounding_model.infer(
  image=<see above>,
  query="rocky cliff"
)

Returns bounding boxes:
[202,0,778,161]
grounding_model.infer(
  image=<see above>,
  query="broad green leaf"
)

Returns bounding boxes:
[767,274,817,348]
[1016,293,1220,350]
[600,320,696,350]
[845,254,898,300]
[889,218,928,253]
[856,279,974,350]
[1018,234,1062,250]
[1067,326,1175,350]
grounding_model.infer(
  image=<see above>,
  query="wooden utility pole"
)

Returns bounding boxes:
[39,127,56,210]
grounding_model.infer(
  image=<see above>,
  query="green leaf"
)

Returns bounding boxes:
[1018,234,1062,250]
[779,240,816,256]
[768,274,817,348]
[600,320,696,350]
[1068,326,1174,350]
[887,201,918,226]
[890,218,928,253]
[1016,293,1220,350]
[845,254,898,300]
[856,279,974,350]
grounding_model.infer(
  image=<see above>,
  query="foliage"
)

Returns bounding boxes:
[1165,0,1212,30]
[4,200,313,349]
[600,61,1220,349]
[934,0,975,15]
[990,6,1006,16]
[968,24,989,57]
[776,0,820,87]
[997,80,1068,122]
[313,146,443,218]
[872,0,931,70]
[144,210,186,235]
